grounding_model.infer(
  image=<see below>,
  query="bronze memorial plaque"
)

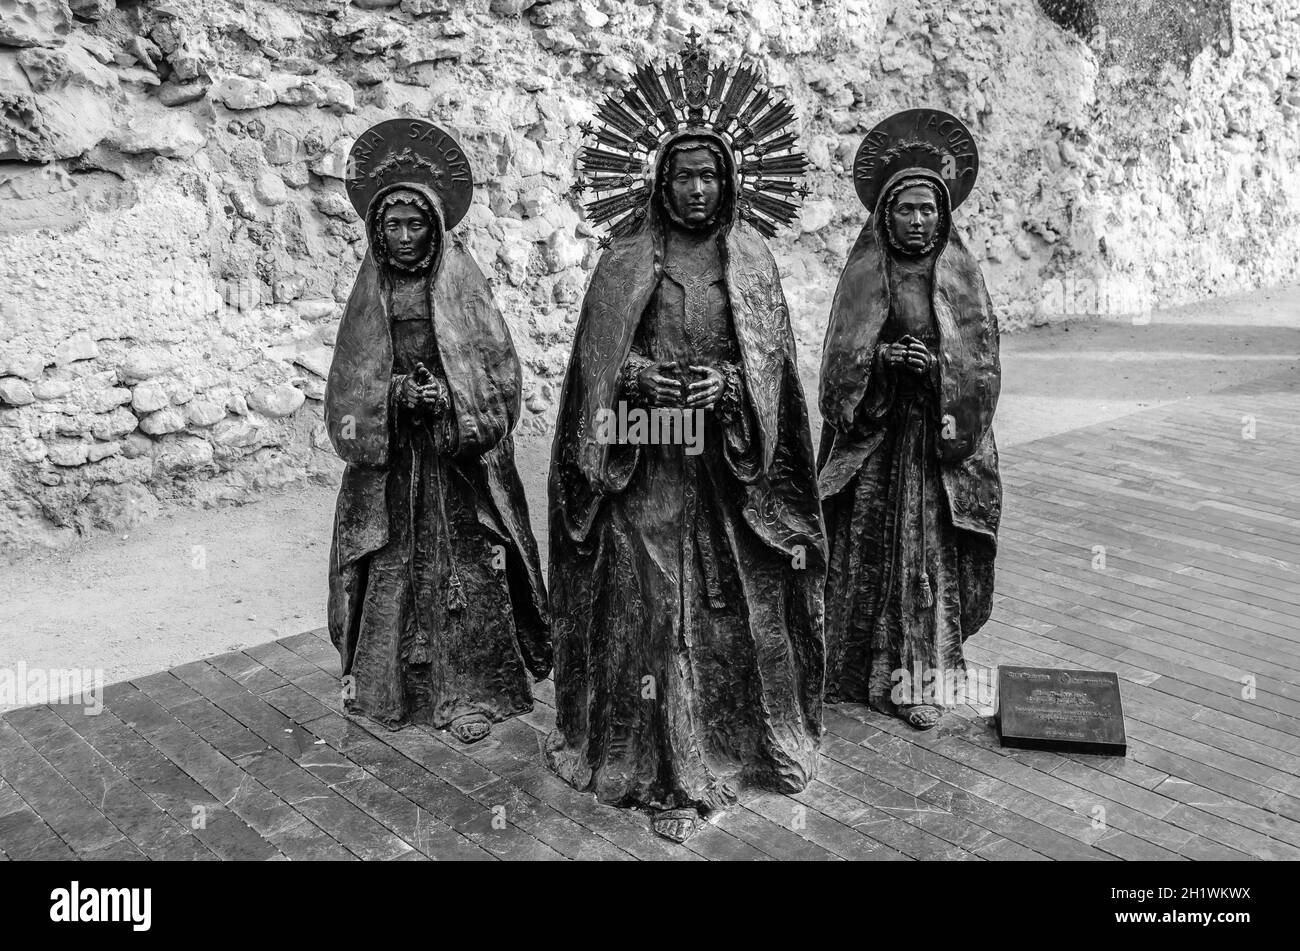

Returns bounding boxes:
[996,666,1126,756]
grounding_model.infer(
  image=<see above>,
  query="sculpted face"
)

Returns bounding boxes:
[382,202,434,266]
[666,146,723,228]
[889,184,940,252]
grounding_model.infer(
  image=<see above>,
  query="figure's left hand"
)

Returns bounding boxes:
[685,364,726,409]
[419,379,449,415]
[898,335,934,376]
[412,362,449,415]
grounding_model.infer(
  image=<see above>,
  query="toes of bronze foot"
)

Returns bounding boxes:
[652,808,701,843]
[702,781,739,811]
[449,714,491,744]
[899,704,942,730]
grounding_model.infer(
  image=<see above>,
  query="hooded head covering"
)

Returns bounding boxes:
[551,134,823,568]
[553,36,823,565]
[818,162,1001,540]
[556,124,802,501]
[324,178,519,473]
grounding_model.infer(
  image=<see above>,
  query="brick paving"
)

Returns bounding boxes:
[2,370,1298,860]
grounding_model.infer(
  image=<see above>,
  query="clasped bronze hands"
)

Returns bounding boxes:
[882,334,935,375]
[637,359,727,409]
[398,361,450,414]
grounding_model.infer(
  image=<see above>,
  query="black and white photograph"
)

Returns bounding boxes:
[0,0,1292,926]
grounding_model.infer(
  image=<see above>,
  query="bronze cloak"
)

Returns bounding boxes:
[548,140,827,797]
[325,182,550,681]
[818,168,1002,540]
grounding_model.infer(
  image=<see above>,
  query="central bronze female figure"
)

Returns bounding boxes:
[325,119,550,745]
[547,34,826,843]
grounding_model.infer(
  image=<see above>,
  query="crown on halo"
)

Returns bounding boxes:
[573,28,810,239]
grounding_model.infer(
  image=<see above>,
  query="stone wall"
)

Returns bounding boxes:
[0,0,1297,557]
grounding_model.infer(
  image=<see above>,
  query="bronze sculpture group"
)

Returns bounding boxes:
[324,33,1001,843]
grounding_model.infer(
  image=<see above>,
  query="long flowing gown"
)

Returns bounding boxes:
[335,273,533,729]
[548,228,823,812]
[822,252,995,711]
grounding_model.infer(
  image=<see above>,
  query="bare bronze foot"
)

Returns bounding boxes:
[899,704,942,731]
[701,780,738,812]
[449,713,491,744]
[652,807,702,843]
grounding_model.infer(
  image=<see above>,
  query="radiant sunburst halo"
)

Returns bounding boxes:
[573,28,810,239]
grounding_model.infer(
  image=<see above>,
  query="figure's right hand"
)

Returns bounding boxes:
[417,378,449,414]
[395,374,424,409]
[884,337,932,375]
[637,361,682,407]
[881,342,912,371]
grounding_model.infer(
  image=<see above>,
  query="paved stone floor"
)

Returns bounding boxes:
[1,369,1298,860]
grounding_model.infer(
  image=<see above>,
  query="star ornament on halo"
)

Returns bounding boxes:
[573,29,810,239]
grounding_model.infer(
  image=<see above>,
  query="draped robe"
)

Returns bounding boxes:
[547,147,826,811]
[324,182,550,730]
[817,168,1001,711]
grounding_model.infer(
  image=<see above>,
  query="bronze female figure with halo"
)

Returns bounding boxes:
[324,119,551,746]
